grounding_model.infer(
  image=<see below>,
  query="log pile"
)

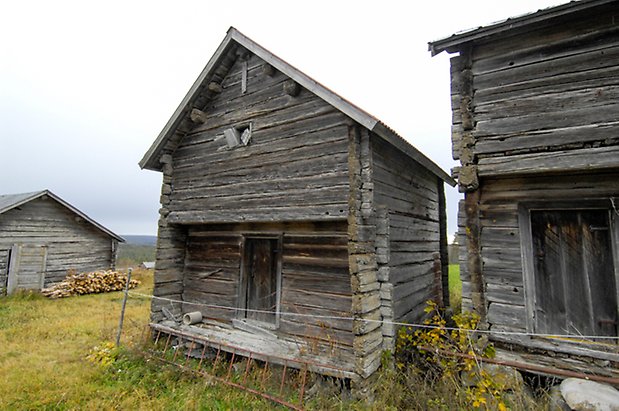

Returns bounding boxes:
[42,270,139,298]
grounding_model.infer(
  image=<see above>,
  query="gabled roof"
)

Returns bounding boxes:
[140,27,454,186]
[428,0,615,56]
[0,190,125,242]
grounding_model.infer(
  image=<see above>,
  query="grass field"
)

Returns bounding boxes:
[0,269,280,410]
[1,263,537,410]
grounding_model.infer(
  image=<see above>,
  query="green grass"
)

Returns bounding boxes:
[448,264,462,313]
[0,264,543,410]
[0,269,278,410]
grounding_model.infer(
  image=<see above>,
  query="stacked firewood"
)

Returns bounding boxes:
[42,270,139,298]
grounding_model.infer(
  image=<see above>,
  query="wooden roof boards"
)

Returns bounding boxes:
[140,27,455,186]
[0,190,125,242]
[428,0,618,56]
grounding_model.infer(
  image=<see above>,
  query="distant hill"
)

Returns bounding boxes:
[122,235,157,246]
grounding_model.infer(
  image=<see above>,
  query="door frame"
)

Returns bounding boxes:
[237,234,283,329]
[519,200,619,337]
[6,243,48,294]
[0,247,11,295]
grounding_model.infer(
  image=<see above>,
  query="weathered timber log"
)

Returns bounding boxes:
[262,63,275,77]
[189,108,208,124]
[207,82,223,93]
[283,79,301,96]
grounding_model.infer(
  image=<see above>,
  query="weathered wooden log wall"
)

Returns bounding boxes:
[147,33,452,382]
[0,197,117,289]
[371,137,445,329]
[472,22,619,171]
[151,156,186,322]
[450,5,619,181]
[461,173,619,336]
[178,221,354,367]
[446,2,619,353]
[150,48,359,366]
[348,126,383,379]
[167,52,351,224]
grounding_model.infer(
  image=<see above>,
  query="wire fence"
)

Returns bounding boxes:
[127,290,619,342]
[112,282,619,409]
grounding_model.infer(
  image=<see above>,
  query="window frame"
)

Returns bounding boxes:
[518,200,619,338]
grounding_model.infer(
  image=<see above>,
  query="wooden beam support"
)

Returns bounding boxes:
[208,82,223,93]
[262,64,276,77]
[283,80,300,97]
[236,48,251,60]
[189,108,208,125]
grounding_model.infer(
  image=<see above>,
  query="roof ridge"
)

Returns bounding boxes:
[140,27,454,185]
[0,189,124,242]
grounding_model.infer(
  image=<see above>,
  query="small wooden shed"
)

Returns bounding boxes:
[429,0,619,377]
[141,27,454,381]
[0,190,124,294]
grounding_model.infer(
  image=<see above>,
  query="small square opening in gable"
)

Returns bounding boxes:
[222,123,252,149]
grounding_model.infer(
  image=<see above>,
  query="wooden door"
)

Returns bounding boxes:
[242,238,279,324]
[0,248,10,294]
[531,210,617,338]
[7,244,48,294]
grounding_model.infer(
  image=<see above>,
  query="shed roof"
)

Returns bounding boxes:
[140,27,455,186]
[0,190,125,242]
[428,0,616,56]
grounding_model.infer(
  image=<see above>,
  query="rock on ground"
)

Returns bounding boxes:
[559,378,619,411]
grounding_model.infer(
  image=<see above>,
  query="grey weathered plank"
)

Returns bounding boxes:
[0,197,117,290]
[474,42,619,91]
[477,146,619,176]
[475,122,619,157]
[487,302,527,331]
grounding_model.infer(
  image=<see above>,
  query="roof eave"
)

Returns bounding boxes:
[428,0,615,56]
[0,190,125,242]
[0,190,45,215]
[228,28,379,131]
[43,191,126,242]
[139,29,238,171]
[140,27,454,185]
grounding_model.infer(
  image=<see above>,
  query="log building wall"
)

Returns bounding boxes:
[148,33,451,381]
[439,3,619,371]
[167,53,351,224]
[0,197,118,291]
[371,136,446,347]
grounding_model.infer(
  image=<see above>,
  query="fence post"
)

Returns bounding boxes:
[116,268,132,347]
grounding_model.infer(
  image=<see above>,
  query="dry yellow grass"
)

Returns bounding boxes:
[0,268,276,410]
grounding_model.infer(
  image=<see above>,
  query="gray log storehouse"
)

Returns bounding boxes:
[430,0,619,379]
[0,190,124,294]
[141,27,454,381]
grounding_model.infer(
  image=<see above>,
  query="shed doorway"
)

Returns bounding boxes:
[240,237,281,325]
[6,244,48,294]
[0,248,10,294]
[530,209,618,339]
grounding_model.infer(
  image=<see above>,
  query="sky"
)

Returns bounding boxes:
[1,0,565,236]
